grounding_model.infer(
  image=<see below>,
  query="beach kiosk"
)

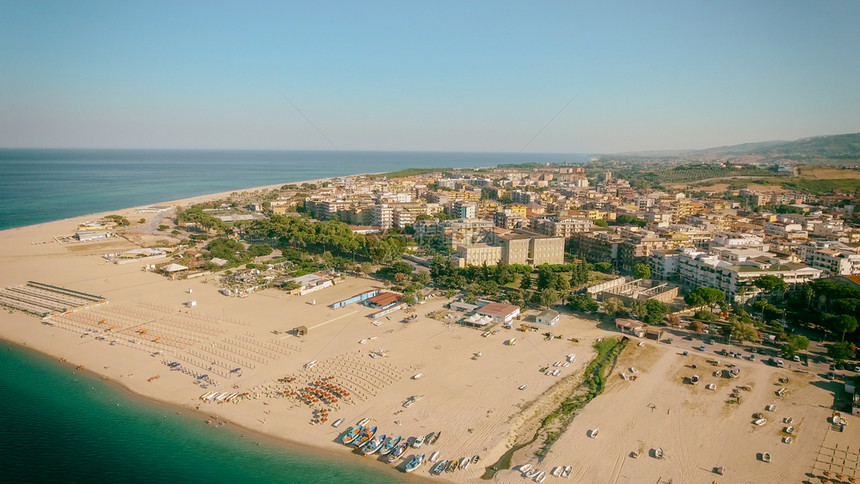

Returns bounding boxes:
[293,325,308,336]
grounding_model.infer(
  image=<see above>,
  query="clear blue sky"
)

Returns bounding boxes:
[1,1,858,153]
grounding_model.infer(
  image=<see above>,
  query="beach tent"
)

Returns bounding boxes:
[162,263,188,273]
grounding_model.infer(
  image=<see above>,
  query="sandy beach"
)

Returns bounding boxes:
[1,184,857,484]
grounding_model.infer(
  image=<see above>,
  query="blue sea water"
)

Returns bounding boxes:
[0,148,588,483]
[0,149,589,231]
[0,342,406,484]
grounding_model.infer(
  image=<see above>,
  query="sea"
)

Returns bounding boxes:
[0,149,589,231]
[0,149,589,483]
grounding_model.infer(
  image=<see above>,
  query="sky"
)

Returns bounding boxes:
[1,1,858,153]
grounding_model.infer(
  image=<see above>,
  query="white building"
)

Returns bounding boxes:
[797,241,860,276]
[674,248,822,301]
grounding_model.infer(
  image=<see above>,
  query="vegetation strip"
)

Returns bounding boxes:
[482,337,628,478]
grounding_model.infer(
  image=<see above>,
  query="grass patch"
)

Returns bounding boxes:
[534,337,628,459]
[780,177,860,194]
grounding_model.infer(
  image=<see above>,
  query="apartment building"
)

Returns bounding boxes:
[797,241,860,276]
[532,217,594,238]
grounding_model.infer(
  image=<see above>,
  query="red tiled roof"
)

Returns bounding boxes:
[478,302,520,316]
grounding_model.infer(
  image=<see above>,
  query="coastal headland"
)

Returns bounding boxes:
[1,177,857,484]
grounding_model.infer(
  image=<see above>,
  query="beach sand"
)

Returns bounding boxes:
[1,185,857,484]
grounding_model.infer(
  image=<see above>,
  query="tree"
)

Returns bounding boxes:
[685,287,725,310]
[538,288,559,308]
[730,320,760,343]
[594,262,613,273]
[603,297,627,317]
[519,273,532,290]
[824,314,859,341]
[567,293,598,313]
[688,320,706,333]
[632,263,651,280]
[593,219,609,227]
[754,275,788,300]
[781,334,810,357]
[826,342,855,363]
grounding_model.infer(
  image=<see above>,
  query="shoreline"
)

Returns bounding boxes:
[0,329,431,483]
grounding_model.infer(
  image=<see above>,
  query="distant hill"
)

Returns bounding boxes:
[692,133,860,160]
[604,133,860,162]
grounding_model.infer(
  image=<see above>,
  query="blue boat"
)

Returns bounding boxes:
[341,426,362,445]
[379,435,401,456]
[404,453,425,473]
[362,434,386,456]
[353,426,377,448]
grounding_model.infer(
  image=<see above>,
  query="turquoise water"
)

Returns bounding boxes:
[0,342,406,484]
[0,149,588,230]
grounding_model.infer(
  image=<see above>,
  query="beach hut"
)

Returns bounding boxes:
[293,325,308,336]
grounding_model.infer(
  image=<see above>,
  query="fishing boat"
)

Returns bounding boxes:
[446,459,458,472]
[460,457,470,470]
[411,373,423,380]
[332,418,344,428]
[353,426,377,447]
[524,469,539,478]
[430,431,441,444]
[519,464,532,473]
[519,384,528,390]
[690,374,700,385]
[762,452,772,463]
[588,428,599,438]
[425,431,436,444]
[431,460,447,475]
[471,455,480,464]
[363,434,387,455]
[562,466,572,478]
[357,417,370,427]
[404,453,425,473]
[754,418,767,426]
[342,426,362,445]
[429,450,440,462]
[784,426,795,434]
[552,467,563,477]
[380,435,402,455]
[412,435,425,448]
[387,442,408,463]
[655,448,664,459]
[534,471,546,482]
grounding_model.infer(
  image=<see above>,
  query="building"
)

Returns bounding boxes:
[530,234,565,265]
[75,231,112,242]
[650,249,682,280]
[493,210,528,229]
[532,217,594,238]
[448,219,495,247]
[451,201,478,219]
[764,221,808,240]
[498,230,564,266]
[370,204,395,229]
[511,190,538,204]
[797,241,860,276]
[674,248,822,301]
[455,244,502,267]
[476,302,521,324]
[536,310,560,326]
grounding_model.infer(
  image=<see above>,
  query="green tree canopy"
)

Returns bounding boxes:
[567,293,598,313]
[781,334,810,357]
[632,263,651,280]
[685,287,725,309]
[827,342,855,362]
